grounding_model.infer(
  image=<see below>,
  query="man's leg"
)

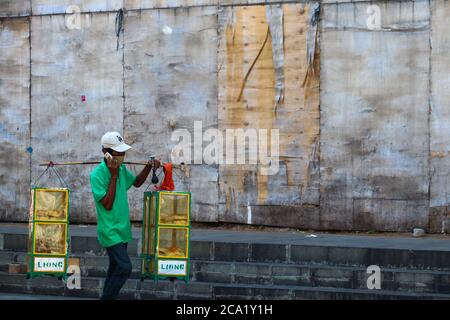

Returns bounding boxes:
[101,252,118,300]
[100,242,132,300]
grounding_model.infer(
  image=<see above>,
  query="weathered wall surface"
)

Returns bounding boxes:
[31,0,122,14]
[2,0,450,233]
[320,1,430,231]
[31,13,124,223]
[0,0,30,17]
[123,7,218,221]
[429,0,450,231]
[217,3,320,228]
[0,18,30,221]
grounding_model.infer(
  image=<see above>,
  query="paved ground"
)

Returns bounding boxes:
[1,222,450,251]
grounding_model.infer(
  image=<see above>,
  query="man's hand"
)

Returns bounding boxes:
[133,158,161,188]
[150,159,161,169]
[106,155,120,177]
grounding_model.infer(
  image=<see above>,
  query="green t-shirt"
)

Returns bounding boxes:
[89,160,136,248]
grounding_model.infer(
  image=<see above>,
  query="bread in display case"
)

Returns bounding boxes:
[158,227,188,258]
[141,191,191,282]
[34,189,68,221]
[27,188,70,279]
[34,222,67,255]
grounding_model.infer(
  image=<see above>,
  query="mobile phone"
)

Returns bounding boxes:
[104,152,113,161]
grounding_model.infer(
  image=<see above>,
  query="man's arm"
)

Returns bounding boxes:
[100,175,118,211]
[134,159,161,188]
[100,157,120,211]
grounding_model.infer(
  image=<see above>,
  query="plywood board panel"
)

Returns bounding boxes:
[124,0,218,10]
[0,18,30,221]
[320,1,430,230]
[430,0,450,207]
[0,0,30,17]
[123,7,218,221]
[32,0,123,15]
[31,13,124,223]
[218,3,320,225]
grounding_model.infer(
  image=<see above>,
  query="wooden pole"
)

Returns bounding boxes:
[39,161,150,166]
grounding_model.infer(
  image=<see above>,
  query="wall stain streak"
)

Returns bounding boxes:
[218,4,320,226]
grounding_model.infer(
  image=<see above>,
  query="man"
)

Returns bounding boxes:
[90,132,159,300]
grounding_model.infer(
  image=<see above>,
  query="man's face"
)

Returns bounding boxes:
[103,149,126,165]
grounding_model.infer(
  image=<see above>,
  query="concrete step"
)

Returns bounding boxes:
[0,292,94,300]
[3,224,450,269]
[2,251,450,295]
[0,272,449,300]
[3,224,450,299]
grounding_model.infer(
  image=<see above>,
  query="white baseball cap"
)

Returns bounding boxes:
[101,132,132,152]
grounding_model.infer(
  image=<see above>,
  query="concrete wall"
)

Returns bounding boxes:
[0,0,449,233]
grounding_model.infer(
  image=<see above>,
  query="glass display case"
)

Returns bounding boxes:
[27,188,69,279]
[141,191,191,282]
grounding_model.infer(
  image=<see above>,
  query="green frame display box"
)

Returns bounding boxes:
[141,191,191,282]
[27,187,70,280]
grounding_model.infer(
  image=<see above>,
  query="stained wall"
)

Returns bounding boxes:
[0,0,448,232]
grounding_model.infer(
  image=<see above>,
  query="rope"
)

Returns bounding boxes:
[32,162,69,189]
[51,166,70,189]
[32,165,51,188]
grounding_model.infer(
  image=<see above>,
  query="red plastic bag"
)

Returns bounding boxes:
[156,163,175,191]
